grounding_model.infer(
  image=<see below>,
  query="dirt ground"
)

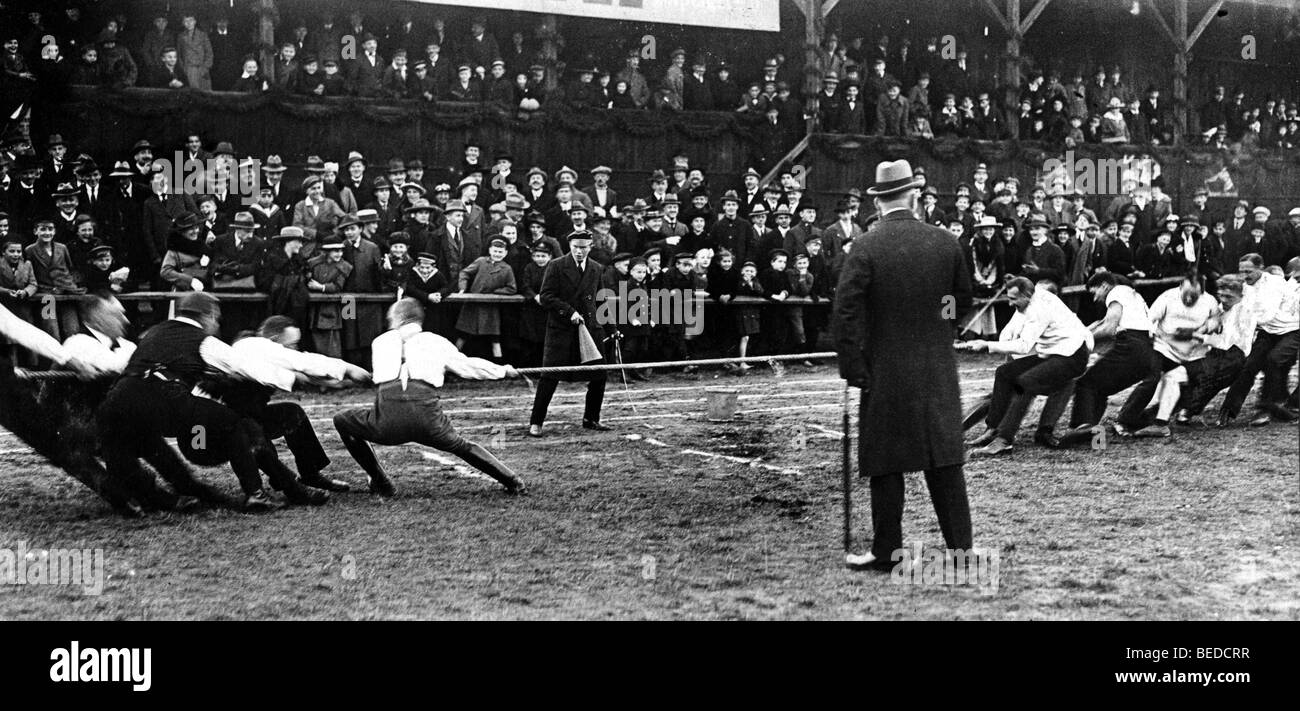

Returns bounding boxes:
[1,353,1297,620]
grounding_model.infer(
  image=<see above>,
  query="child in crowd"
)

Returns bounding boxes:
[660,251,697,371]
[620,256,654,380]
[759,249,792,355]
[456,237,517,360]
[83,245,129,295]
[789,252,815,364]
[381,233,415,292]
[517,243,552,367]
[733,260,763,371]
[402,252,450,333]
[307,238,352,358]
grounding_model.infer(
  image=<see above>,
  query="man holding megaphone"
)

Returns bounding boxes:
[528,230,613,437]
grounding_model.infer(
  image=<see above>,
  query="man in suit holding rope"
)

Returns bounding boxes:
[832,159,975,572]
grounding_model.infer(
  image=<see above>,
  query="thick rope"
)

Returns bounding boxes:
[14,352,840,382]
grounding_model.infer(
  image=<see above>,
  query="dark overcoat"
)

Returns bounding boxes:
[539,254,608,381]
[832,210,972,476]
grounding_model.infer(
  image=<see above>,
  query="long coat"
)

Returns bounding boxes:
[539,255,609,381]
[456,257,517,336]
[832,210,972,476]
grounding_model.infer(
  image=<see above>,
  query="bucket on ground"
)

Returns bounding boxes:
[705,388,740,421]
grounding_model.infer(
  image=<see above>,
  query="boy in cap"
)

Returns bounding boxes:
[0,238,39,347]
[517,243,553,366]
[307,237,352,358]
[659,251,699,370]
[759,249,793,355]
[84,244,129,295]
[403,251,450,334]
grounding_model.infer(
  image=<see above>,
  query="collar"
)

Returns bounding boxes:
[397,322,422,340]
[174,316,203,329]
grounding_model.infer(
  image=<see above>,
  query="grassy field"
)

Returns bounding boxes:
[1,353,1297,620]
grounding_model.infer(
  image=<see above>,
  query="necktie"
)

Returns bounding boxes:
[451,228,461,256]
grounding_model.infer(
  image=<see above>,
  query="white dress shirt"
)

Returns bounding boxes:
[63,328,135,373]
[1244,272,1297,335]
[173,316,295,391]
[1204,302,1256,356]
[371,322,505,388]
[232,336,350,384]
[989,289,1094,358]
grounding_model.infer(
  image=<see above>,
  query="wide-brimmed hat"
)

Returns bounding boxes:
[274,226,306,241]
[172,213,203,231]
[344,151,365,168]
[261,154,287,173]
[404,199,435,214]
[230,212,257,230]
[399,182,427,196]
[356,208,379,224]
[107,160,133,178]
[866,159,924,197]
[504,193,530,210]
[304,155,326,173]
[336,214,362,231]
[975,216,1001,230]
[213,142,235,158]
[441,199,467,214]
[51,182,79,198]
[130,139,154,154]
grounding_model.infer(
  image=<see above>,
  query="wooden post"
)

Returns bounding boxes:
[1005,0,1022,139]
[799,0,827,133]
[1173,0,1188,146]
[537,14,561,94]
[257,0,277,78]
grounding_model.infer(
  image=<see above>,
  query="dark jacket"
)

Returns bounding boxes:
[832,211,972,476]
[539,254,610,379]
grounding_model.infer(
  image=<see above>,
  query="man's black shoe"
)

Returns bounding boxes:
[301,474,352,492]
[1034,431,1064,449]
[1263,402,1299,423]
[367,474,397,497]
[582,419,612,432]
[284,485,330,506]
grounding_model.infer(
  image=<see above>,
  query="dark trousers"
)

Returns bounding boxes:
[987,346,1089,441]
[99,378,265,497]
[1118,352,1184,427]
[334,381,517,489]
[260,402,331,478]
[1221,329,1297,416]
[869,465,973,561]
[1182,347,1246,415]
[1070,330,1157,427]
[530,375,606,425]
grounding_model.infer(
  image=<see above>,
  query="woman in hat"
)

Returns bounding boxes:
[160,212,211,292]
[455,237,517,360]
[307,237,353,358]
[257,227,312,334]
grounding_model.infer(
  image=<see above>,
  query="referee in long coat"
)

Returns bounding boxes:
[528,231,611,436]
[832,160,975,571]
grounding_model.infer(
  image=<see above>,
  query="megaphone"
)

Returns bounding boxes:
[577,324,603,364]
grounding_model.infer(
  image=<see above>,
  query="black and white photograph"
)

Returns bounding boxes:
[0,0,1295,690]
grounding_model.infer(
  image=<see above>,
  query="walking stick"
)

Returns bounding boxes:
[958,284,1007,337]
[841,383,853,553]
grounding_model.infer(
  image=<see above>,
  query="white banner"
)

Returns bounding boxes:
[410,0,781,32]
